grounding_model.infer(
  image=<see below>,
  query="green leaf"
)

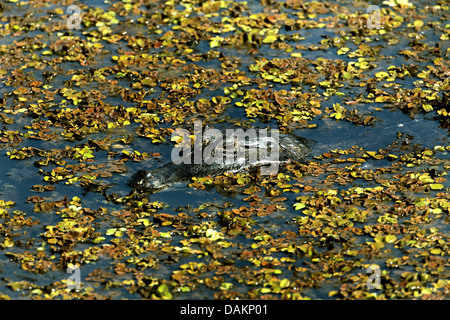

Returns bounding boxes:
[263,35,277,44]
[106,228,116,235]
[280,279,290,288]
[414,20,424,28]
[220,282,233,290]
[209,36,223,48]
[422,104,433,112]
[430,183,444,190]
[385,235,397,243]
[430,248,441,255]
[293,203,306,210]
[375,71,389,79]
[155,284,172,300]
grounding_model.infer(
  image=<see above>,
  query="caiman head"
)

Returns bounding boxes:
[128,169,168,193]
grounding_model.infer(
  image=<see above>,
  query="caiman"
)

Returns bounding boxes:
[128,126,314,193]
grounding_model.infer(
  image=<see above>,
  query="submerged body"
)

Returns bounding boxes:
[128,129,314,193]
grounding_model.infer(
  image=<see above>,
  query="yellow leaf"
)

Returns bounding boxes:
[385,235,397,243]
[430,183,444,190]
[375,71,389,78]
[263,35,277,43]
[414,20,424,28]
